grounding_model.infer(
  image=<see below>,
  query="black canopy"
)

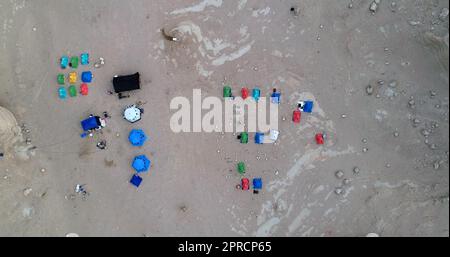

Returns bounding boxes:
[113,72,140,93]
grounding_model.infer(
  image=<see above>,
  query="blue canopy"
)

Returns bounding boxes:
[132,155,151,173]
[128,129,147,147]
[81,116,100,131]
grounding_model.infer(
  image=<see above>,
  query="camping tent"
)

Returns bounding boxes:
[81,116,102,131]
[132,155,151,173]
[128,129,147,147]
[113,72,140,93]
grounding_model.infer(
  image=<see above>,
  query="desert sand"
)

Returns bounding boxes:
[0,0,448,236]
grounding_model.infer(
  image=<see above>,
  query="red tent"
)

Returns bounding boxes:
[80,83,88,95]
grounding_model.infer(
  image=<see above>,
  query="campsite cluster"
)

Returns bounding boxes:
[60,57,151,189]
[57,53,93,99]
[222,86,323,193]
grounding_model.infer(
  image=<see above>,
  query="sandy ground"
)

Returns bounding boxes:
[0,0,448,236]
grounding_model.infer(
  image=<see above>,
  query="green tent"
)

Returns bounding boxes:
[237,162,246,175]
[69,85,77,97]
[223,85,232,98]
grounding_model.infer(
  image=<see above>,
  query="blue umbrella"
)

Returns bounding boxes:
[132,155,151,173]
[128,129,147,147]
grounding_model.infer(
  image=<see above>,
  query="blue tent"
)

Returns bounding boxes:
[82,71,93,83]
[128,129,147,147]
[81,116,100,131]
[301,101,314,113]
[271,92,281,104]
[132,155,151,173]
[252,88,261,102]
[253,178,263,190]
[255,133,264,144]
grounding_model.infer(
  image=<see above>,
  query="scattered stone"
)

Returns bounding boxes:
[421,129,431,137]
[94,57,105,68]
[290,6,300,16]
[393,131,399,137]
[348,2,353,9]
[409,21,421,26]
[353,167,360,174]
[366,85,374,95]
[335,170,344,179]
[430,90,437,98]
[388,80,398,88]
[429,144,437,150]
[180,205,188,212]
[343,178,351,185]
[369,0,380,13]
[390,2,396,11]
[23,188,32,196]
[362,147,368,153]
[439,8,449,21]
[22,207,34,218]
[433,161,440,170]
[65,194,76,200]
[334,187,344,195]
[408,99,416,108]
[377,80,385,86]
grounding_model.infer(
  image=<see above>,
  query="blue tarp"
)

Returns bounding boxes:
[132,155,151,173]
[81,116,100,131]
[255,133,264,144]
[253,178,263,190]
[130,174,143,188]
[128,129,147,147]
